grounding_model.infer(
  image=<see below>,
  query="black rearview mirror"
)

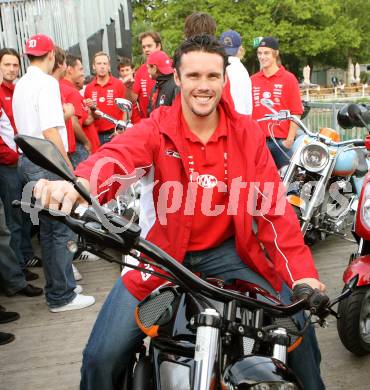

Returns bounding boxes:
[15,135,76,182]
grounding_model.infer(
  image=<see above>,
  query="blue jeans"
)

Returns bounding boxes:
[266,138,293,170]
[0,164,34,271]
[70,142,89,170]
[98,130,115,145]
[80,238,324,390]
[0,197,27,293]
[18,155,76,307]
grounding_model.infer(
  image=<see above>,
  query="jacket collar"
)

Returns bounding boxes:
[153,93,239,139]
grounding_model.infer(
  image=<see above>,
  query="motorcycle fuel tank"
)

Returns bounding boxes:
[332,148,359,177]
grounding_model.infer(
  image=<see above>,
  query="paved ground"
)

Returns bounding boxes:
[0,236,369,389]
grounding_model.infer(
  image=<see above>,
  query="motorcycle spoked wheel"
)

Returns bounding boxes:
[337,286,370,356]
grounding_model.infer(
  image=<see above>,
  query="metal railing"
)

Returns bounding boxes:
[301,85,369,101]
[302,102,368,140]
[0,0,132,75]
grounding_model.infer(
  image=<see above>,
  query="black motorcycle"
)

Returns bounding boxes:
[14,135,356,390]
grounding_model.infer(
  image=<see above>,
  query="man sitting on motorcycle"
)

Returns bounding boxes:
[34,35,326,390]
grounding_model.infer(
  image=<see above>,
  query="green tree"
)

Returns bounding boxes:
[131,0,370,79]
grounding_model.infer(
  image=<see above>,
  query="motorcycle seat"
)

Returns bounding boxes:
[354,149,369,178]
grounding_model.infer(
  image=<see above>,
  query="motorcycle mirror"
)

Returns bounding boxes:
[15,135,92,203]
[338,104,370,130]
[348,104,370,131]
[115,98,132,113]
[260,98,278,114]
[15,135,76,182]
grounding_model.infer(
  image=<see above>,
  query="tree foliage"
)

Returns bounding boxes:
[131,0,370,78]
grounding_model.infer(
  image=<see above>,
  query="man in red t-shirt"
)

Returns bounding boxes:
[251,37,303,169]
[124,31,162,121]
[117,57,142,124]
[84,52,126,145]
[65,54,100,153]
[0,48,39,279]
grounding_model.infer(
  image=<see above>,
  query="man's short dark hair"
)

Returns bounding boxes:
[52,46,66,72]
[117,57,133,70]
[139,31,162,47]
[184,12,217,38]
[173,34,227,77]
[27,53,49,63]
[66,54,82,68]
[0,48,21,65]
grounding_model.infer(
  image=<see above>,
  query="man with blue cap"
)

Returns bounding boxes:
[220,30,252,115]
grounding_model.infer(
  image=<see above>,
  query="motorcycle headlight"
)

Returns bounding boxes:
[360,183,370,229]
[249,382,299,390]
[300,142,329,172]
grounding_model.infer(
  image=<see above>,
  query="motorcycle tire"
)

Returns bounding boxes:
[337,286,370,356]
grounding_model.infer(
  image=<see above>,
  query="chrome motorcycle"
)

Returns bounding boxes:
[259,99,368,245]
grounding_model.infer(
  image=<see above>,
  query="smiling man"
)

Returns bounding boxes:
[84,52,126,144]
[33,35,325,390]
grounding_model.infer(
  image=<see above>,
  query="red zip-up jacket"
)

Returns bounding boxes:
[75,95,318,301]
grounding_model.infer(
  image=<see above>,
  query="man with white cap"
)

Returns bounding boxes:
[220,30,252,115]
[12,33,95,312]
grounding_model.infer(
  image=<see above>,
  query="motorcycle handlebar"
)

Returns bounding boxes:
[94,110,127,131]
[13,200,336,318]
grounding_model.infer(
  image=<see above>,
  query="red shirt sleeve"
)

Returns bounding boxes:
[286,73,303,115]
[0,137,18,165]
[67,89,84,118]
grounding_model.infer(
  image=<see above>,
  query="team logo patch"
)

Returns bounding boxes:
[99,97,105,103]
[197,174,218,188]
[165,149,181,159]
[262,91,271,98]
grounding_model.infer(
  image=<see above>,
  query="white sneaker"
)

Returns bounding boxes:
[50,294,95,313]
[76,251,100,262]
[74,284,83,294]
[72,264,83,281]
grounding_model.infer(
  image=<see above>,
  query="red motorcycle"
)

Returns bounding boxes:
[337,103,370,355]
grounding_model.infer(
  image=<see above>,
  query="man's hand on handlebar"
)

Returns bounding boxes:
[33,178,90,214]
[293,278,326,292]
[292,278,329,317]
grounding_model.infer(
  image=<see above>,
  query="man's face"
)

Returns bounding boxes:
[93,55,110,77]
[69,60,85,86]
[141,36,160,58]
[174,51,226,119]
[147,64,157,79]
[119,65,133,79]
[257,47,278,70]
[0,54,20,82]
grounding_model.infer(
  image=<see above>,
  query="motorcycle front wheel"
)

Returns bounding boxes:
[337,286,370,356]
